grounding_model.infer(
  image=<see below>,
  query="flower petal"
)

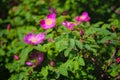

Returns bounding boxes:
[35,33,45,44]
[47,13,56,18]
[82,11,88,17]
[24,33,35,44]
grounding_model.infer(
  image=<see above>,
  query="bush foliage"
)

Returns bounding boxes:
[0,0,120,80]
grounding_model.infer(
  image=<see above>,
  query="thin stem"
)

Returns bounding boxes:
[105,46,120,71]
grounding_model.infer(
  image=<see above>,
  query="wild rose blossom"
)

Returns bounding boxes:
[75,11,90,24]
[26,52,44,67]
[62,21,75,30]
[24,33,45,45]
[40,13,56,30]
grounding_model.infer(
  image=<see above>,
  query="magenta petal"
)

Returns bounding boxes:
[62,21,75,30]
[24,33,45,45]
[82,11,88,17]
[40,19,47,30]
[86,17,91,21]
[26,61,33,66]
[47,13,56,18]
[75,11,90,23]
[40,18,56,30]
[75,16,80,21]
[75,16,83,24]
[68,22,75,30]
[40,12,56,30]
[62,21,68,26]
[24,33,34,44]
[35,33,45,44]
[38,53,44,62]
[40,19,45,25]
[28,52,44,67]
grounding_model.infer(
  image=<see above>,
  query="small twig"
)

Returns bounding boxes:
[105,46,120,71]
[90,57,111,79]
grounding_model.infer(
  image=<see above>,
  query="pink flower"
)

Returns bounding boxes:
[26,52,44,67]
[116,57,120,63]
[75,11,90,24]
[62,21,75,30]
[40,13,56,30]
[24,33,45,45]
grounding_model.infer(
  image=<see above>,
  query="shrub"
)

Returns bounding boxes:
[0,0,120,80]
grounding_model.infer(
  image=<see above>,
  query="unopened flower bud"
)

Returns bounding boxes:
[105,40,111,45]
[48,38,54,42]
[7,24,11,31]
[50,60,55,67]
[116,57,120,63]
[14,54,19,60]
[79,29,84,36]
[61,10,68,16]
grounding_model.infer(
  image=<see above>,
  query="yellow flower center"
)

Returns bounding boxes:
[31,37,37,43]
[46,19,52,25]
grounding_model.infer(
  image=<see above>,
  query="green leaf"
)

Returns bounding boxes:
[77,56,85,66]
[84,44,91,50]
[19,46,33,65]
[64,48,71,57]
[92,21,103,27]
[47,50,53,59]
[9,72,28,80]
[75,40,83,49]
[110,70,118,77]
[74,61,79,70]
[40,66,48,77]
[58,65,68,77]
[55,40,68,52]
[65,59,73,70]
[34,45,46,52]
[45,28,53,33]
[69,39,75,49]
[101,24,111,29]
[99,36,113,43]
[64,39,75,57]
[0,49,5,56]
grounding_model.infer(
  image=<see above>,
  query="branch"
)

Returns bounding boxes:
[105,46,120,71]
[90,57,111,79]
